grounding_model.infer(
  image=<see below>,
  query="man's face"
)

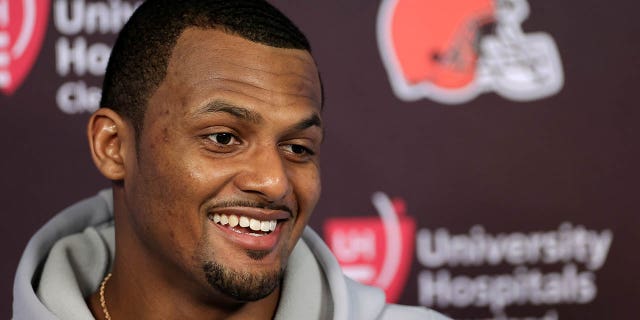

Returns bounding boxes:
[120,28,322,301]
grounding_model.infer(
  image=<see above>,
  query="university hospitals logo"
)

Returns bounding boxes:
[324,192,415,302]
[377,0,564,104]
[0,0,50,95]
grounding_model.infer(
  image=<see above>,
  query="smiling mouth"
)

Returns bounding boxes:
[208,213,278,236]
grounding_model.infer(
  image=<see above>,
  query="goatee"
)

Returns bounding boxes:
[202,261,283,301]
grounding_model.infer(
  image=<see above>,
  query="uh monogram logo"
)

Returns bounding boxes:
[324,192,416,302]
[0,0,50,95]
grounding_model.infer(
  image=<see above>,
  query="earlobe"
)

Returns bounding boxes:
[87,108,132,181]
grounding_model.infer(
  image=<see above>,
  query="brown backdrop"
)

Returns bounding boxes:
[2,1,638,319]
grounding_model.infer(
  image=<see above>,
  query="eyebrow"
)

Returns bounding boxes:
[193,101,263,124]
[193,100,322,131]
[295,114,322,130]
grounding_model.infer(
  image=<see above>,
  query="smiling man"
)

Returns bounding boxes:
[13,1,449,319]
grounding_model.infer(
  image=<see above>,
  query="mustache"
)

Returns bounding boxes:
[205,199,293,215]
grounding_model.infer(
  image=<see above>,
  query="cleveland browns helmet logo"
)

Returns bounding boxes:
[377,0,564,104]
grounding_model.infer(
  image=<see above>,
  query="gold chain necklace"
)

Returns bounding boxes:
[99,272,113,320]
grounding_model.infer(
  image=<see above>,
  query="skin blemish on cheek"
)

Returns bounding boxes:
[162,127,170,143]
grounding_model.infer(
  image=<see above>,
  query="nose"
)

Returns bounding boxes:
[234,147,291,202]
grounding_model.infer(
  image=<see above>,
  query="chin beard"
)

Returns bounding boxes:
[202,260,284,301]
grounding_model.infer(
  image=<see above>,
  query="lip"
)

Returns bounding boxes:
[207,207,291,252]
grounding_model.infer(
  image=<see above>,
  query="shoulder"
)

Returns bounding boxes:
[301,227,452,320]
[343,278,452,320]
[13,190,114,319]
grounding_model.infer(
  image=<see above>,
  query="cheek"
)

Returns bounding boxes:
[284,167,320,255]
[139,136,210,196]
[130,150,209,248]
[292,166,321,219]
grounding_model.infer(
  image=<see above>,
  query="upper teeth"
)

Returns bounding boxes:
[212,213,277,232]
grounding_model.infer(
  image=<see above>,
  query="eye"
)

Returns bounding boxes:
[282,144,315,156]
[290,144,312,155]
[207,133,237,145]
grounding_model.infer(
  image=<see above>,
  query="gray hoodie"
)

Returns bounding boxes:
[13,190,450,320]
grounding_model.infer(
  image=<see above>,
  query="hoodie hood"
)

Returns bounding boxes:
[13,190,449,320]
[13,190,114,320]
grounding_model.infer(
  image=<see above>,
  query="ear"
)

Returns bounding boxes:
[87,108,133,181]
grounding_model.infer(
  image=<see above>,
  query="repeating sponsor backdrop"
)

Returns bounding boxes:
[1,1,638,319]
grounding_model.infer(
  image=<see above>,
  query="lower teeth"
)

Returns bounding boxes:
[228,225,270,236]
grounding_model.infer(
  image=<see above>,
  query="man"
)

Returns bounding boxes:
[13,1,450,319]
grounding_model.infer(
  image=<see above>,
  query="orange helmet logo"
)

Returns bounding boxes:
[378,0,564,104]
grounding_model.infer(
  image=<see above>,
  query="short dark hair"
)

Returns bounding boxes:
[100,0,312,135]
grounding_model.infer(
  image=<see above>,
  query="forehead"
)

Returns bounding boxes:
[157,28,322,113]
